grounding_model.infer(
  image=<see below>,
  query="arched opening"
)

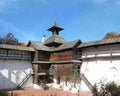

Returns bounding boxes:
[108,67,118,82]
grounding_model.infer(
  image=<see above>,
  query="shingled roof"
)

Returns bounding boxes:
[79,38,120,48]
[0,44,34,51]
[28,21,81,51]
[28,39,81,52]
[44,35,67,45]
[53,39,81,51]
[28,40,50,51]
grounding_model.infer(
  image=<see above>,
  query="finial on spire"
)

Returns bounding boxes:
[54,13,56,22]
[47,13,63,35]
[53,13,58,27]
[53,21,58,27]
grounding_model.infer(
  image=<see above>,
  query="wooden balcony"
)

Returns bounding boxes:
[0,54,31,60]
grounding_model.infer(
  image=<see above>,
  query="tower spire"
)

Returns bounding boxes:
[48,21,64,36]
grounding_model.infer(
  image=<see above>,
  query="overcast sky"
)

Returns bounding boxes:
[0,0,120,43]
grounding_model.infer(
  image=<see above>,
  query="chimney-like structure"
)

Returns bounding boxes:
[42,35,46,42]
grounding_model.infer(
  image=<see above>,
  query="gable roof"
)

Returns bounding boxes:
[28,40,50,51]
[0,44,34,51]
[79,38,120,48]
[53,39,81,51]
[44,35,67,45]
[28,39,81,52]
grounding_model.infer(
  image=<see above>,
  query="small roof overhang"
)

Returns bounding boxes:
[78,38,120,48]
[0,44,35,51]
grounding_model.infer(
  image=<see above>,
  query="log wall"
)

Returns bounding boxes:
[50,50,72,61]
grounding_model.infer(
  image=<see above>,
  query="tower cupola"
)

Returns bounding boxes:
[48,21,64,35]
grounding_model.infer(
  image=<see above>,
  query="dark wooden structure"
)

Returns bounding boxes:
[28,21,82,87]
[0,44,34,60]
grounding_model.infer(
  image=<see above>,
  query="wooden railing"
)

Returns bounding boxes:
[0,54,31,60]
[18,72,32,89]
[80,50,120,59]
[80,74,93,91]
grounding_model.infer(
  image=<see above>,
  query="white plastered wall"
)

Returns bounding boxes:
[0,60,33,89]
[81,45,120,91]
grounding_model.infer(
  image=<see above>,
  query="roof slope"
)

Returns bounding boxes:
[79,38,120,48]
[29,40,50,51]
[28,39,81,52]
[53,39,81,51]
[44,35,67,45]
[0,44,34,51]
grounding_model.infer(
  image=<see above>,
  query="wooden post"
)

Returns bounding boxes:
[110,48,112,57]
[33,64,38,84]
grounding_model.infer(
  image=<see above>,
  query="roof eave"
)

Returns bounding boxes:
[79,41,120,48]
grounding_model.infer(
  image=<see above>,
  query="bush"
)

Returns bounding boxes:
[0,90,20,96]
[0,90,9,96]
[92,84,98,96]
[92,81,120,96]
[105,81,120,96]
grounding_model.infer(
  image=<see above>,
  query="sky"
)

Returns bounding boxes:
[0,0,120,43]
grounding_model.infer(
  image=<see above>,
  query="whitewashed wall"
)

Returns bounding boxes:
[81,44,120,91]
[0,60,33,89]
